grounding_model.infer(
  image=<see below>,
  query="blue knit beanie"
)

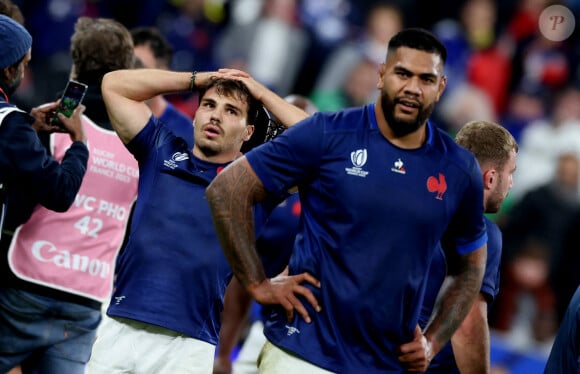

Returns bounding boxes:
[0,14,32,69]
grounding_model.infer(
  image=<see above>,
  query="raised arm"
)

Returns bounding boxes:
[101,69,211,144]
[217,69,309,127]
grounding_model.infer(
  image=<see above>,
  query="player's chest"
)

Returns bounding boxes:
[319,147,464,220]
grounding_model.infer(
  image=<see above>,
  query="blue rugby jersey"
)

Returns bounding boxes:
[244,104,487,373]
[255,193,302,322]
[420,216,502,373]
[544,285,580,374]
[257,192,301,278]
[107,116,269,345]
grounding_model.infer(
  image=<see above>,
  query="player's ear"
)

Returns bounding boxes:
[436,75,447,102]
[243,125,255,141]
[482,168,496,189]
[377,63,386,89]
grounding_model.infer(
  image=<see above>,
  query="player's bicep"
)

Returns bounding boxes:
[102,75,151,144]
[106,95,150,144]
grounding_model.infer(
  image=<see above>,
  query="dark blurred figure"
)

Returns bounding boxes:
[554,187,580,325]
[311,2,403,111]
[493,152,580,345]
[216,0,309,97]
[0,0,23,24]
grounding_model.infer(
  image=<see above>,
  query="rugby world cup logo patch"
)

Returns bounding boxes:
[345,149,369,177]
[351,149,367,167]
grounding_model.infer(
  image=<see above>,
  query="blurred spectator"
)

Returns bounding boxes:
[291,0,361,95]
[433,0,511,117]
[500,81,547,144]
[312,57,379,111]
[166,0,228,70]
[510,85,580,201]
[299,0,355,48]
[504,0,575,98]
[0,0,23,24]
[512,35,573,94]
[215,0,309,96]
[494,152,580,350]
[311,1,403,108]
[503,0,550,45]
[437,82,496,135]
[553,192,580,324]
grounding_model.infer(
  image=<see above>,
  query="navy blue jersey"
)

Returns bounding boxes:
[256,193,301,322]
[257,192,301,278]
[158,102,193,149]
[245,104,487,373]
[545,285,580,374]
[107,116,268,345]
[421,216,502,372]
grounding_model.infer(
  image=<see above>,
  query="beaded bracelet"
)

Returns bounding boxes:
[189,71,197,91]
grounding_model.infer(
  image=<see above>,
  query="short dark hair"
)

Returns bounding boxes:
[131,26,173,68]
[387,27,447,64]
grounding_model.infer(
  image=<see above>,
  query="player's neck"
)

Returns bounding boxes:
[192,146,240,165]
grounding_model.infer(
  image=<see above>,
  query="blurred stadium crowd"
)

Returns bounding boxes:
[9,0,580,372]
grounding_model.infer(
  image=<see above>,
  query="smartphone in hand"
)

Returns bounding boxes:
[52,80,88,127]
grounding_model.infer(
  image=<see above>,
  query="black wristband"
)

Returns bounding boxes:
[189,71,197,91]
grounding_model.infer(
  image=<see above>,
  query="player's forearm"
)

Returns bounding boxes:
[103,69,191,102]
[424,246,486,356]
[206,158,268,288]
[451,295,490,374]
[217,278,254,358]
[260,91,309,128]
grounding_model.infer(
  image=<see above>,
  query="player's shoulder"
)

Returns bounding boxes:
[484,216,502,248]
[309,105,373,133]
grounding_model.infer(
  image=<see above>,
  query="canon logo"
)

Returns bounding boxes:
[31,240,110,278]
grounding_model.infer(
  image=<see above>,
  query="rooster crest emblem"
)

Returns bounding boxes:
[427,173,447,200]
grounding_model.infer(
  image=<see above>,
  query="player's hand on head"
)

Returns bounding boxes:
[217,68,266,102]
[397,325,433,372]
[250,272,321,323]
[217,68,251,79]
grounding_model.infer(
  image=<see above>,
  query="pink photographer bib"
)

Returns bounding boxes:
[8,117,139,302]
